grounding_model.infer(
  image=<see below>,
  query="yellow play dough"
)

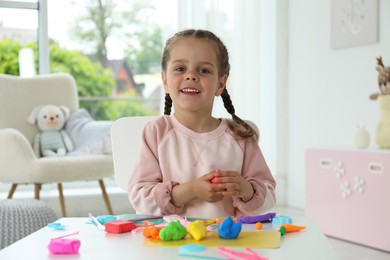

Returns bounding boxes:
[187,220,207,241]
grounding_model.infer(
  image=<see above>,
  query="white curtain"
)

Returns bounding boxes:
[175,0,288,205]
[176,0,262,122]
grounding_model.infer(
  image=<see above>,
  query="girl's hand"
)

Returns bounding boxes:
[191,171,225,203]
[171,171,225,207]
[211,169,254,202]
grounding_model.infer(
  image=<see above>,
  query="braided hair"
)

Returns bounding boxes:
[162,29,258,141]
[220,88,258,140]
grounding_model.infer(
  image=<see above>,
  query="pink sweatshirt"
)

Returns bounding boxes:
[128,115,276,219]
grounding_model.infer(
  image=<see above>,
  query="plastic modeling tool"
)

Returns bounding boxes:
[218,247,268,260]
[88,212,105,231]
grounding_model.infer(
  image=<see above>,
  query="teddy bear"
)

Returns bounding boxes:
[369,56,390,100]
[27,105,74,157]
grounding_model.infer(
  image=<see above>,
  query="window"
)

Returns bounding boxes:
[1,1,38,75]
[0,0,179,119]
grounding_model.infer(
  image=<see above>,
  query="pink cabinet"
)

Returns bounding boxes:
[306,148,390,252]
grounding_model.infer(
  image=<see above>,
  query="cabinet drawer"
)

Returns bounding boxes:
[306,148,390,252]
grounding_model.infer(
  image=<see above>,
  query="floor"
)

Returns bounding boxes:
[276,207,390,260]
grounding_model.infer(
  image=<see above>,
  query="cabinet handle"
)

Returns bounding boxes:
[368,163,383,174]
[320,158,333,169]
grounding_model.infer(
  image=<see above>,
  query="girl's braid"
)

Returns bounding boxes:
[221,89,258,140]
[164,93,172,115]
[221,88,235,115]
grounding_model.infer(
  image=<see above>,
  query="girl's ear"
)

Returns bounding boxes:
[215,74,228,96]
[161,72,168,92]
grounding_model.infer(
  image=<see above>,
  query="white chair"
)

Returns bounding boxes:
[110,116,158,192]
[0,73,114,216]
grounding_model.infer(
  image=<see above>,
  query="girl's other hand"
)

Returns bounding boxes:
[192,171,225,203]
[171,171,224,207]
[212,169,254,202]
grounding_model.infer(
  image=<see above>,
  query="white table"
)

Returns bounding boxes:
[0,217,340,259]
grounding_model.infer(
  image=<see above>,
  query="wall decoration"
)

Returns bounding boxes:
[331,0,378,49]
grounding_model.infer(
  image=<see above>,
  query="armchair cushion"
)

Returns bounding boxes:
[65,109,112,156]
[0,127,113,183]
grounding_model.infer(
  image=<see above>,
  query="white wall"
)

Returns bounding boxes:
[286,0,390,208]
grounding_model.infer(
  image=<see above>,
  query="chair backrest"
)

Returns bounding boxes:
[0,73,79,144]
[111,116,159,192]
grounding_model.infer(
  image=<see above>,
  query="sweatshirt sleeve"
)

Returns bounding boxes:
[128,117,184,215]
[232,138,277,216]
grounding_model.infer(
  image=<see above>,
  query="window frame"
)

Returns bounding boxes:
[0,0,49,74]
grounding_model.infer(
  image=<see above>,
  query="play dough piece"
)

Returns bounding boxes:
[143,226,162,239]
[272,215,292,224]
[48,238,80,254]
[159,221,187,241]
[97,215,117,225]
[105,220,137,234]
[237,212,276,223]
[255,222,262,230]
[210,176,218,184]
[218,216,242,239]
[188,220,207,241]
[281,224,305,233]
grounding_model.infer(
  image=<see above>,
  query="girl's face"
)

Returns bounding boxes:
[162,37,227,116]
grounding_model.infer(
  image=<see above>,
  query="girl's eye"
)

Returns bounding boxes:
[199,68,209,74]
[175,67,185,72]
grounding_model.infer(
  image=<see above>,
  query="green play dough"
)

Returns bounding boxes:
[159,221,187,241]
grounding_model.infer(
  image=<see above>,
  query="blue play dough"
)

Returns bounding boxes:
[179,244,206,253]
[47,222,67,230]
[218,216,242,239]
[272,216,292,224]
[97,215,117,225]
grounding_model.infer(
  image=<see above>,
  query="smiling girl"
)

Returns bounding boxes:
[128,29,276,219]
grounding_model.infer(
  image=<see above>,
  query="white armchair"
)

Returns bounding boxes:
[0,73,114,216]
